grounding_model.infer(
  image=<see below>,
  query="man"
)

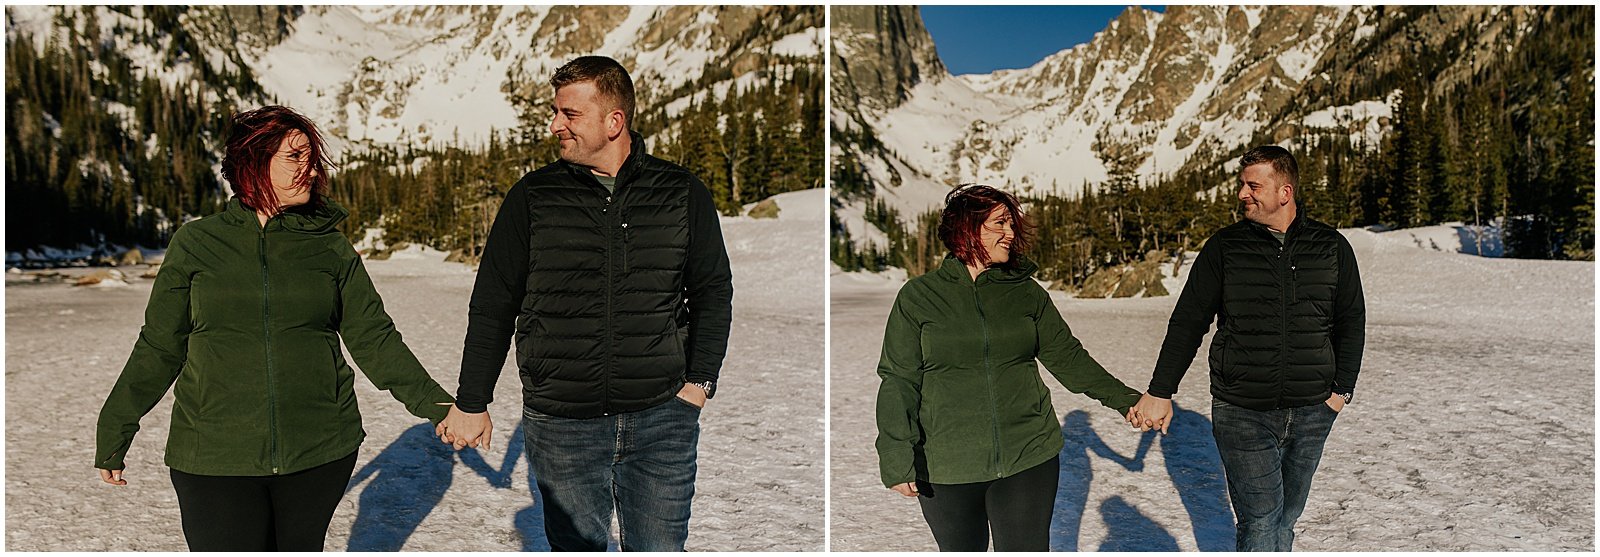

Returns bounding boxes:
[1129,145,1365,551]
[436,55,734,551]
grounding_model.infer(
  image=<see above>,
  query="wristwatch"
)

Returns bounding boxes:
[688,380,717,399]
[1336,391,1353,405]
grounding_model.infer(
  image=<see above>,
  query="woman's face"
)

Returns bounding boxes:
[978,205,1015,266]
[267,130,316,210]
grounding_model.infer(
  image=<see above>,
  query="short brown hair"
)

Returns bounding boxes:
[551,56,637,131]
[1239,145,1298,187]
[222,105,331,215]
[938,184,1034,267]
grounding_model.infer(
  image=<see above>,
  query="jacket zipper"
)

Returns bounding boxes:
[973,280,1002,478]
[259,225,281,474]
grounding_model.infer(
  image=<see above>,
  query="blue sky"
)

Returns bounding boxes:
[921,6,1166,75]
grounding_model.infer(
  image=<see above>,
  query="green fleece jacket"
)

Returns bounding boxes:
[95,198,453,476]
[875,255,1140,487]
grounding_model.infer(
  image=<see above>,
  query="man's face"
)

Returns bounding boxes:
[1238,163,1291,226]
[550,81,617,167]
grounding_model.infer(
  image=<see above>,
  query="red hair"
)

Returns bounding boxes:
[938,184,1034,267]
[221,106,331,215]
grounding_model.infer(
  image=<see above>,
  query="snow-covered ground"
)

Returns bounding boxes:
[830,225,1594,551]
[5,188,826,551]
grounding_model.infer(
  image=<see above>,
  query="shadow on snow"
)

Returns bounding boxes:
[1052,403,1234,551]
[344,421,574,551]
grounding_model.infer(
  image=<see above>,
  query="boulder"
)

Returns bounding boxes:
[748,198,780,219]
[75,268,127,287]
[1111,268,1145,298]
[1076,266,1125,298]
[365,241,409,261]
[117,249,144,266]
[141,264,161,279]
[1077,251,1172,298]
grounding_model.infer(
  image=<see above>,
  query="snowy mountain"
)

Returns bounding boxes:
[5,5,824,255]
[7,5,823,152]
[830,5,1550,229]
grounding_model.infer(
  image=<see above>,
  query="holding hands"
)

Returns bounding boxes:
[1126,393,1173,434]
[438,404,494,451]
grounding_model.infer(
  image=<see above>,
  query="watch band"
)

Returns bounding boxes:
[690,380,716,399]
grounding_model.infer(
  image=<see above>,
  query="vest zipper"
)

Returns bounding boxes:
[973,280,1003,478]
[603,192,615,415]
[1275,232,1289,410]
[259,225,281,474]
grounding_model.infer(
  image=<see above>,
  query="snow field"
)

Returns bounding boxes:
[4,189,827,551]
[829,227,1593,551]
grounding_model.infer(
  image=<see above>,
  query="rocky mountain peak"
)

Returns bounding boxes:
[829,6,945,115]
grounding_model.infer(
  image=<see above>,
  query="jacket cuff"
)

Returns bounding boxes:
[880,465,916,488]
[1108,390,1141,416]
[96,451,126,471]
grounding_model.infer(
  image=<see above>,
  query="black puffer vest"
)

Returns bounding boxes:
[1208,215,1346,409]
[514,140,692,418]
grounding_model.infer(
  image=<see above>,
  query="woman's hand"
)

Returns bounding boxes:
[890,482,919,497]
[437,405,493,451]
[1129,393,1172,434]
[98,468,126,485]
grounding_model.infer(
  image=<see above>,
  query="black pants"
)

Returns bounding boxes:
[917,456,1059,552]
[168,451,358,551]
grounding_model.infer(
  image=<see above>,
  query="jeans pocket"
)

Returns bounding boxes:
[670,395,704,412]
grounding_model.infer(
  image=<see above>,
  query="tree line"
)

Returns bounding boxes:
[6,7,824,259]
[334,63,825,257]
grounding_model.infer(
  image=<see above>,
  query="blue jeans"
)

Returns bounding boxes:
[1210,398,1339,551]
[522,397,702,551]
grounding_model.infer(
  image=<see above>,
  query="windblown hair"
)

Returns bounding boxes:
[221,105,331,215]
[550,55,637,131]
[1239,145,1299,187]
[938,184,1033,268]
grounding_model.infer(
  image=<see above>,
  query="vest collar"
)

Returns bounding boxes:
[1246,209,1306,241]
[562,130,649,190]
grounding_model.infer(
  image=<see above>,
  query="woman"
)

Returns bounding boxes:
[875,184,1142,551]
[94,106,455,551]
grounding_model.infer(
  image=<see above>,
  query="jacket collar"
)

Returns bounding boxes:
[934,254,1039,286]
[222,196,349,234]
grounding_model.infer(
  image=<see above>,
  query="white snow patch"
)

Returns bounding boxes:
[770,27,823,57]
[1300,98,1394,147]
[831,200,889,251]
[740,188,824,222]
